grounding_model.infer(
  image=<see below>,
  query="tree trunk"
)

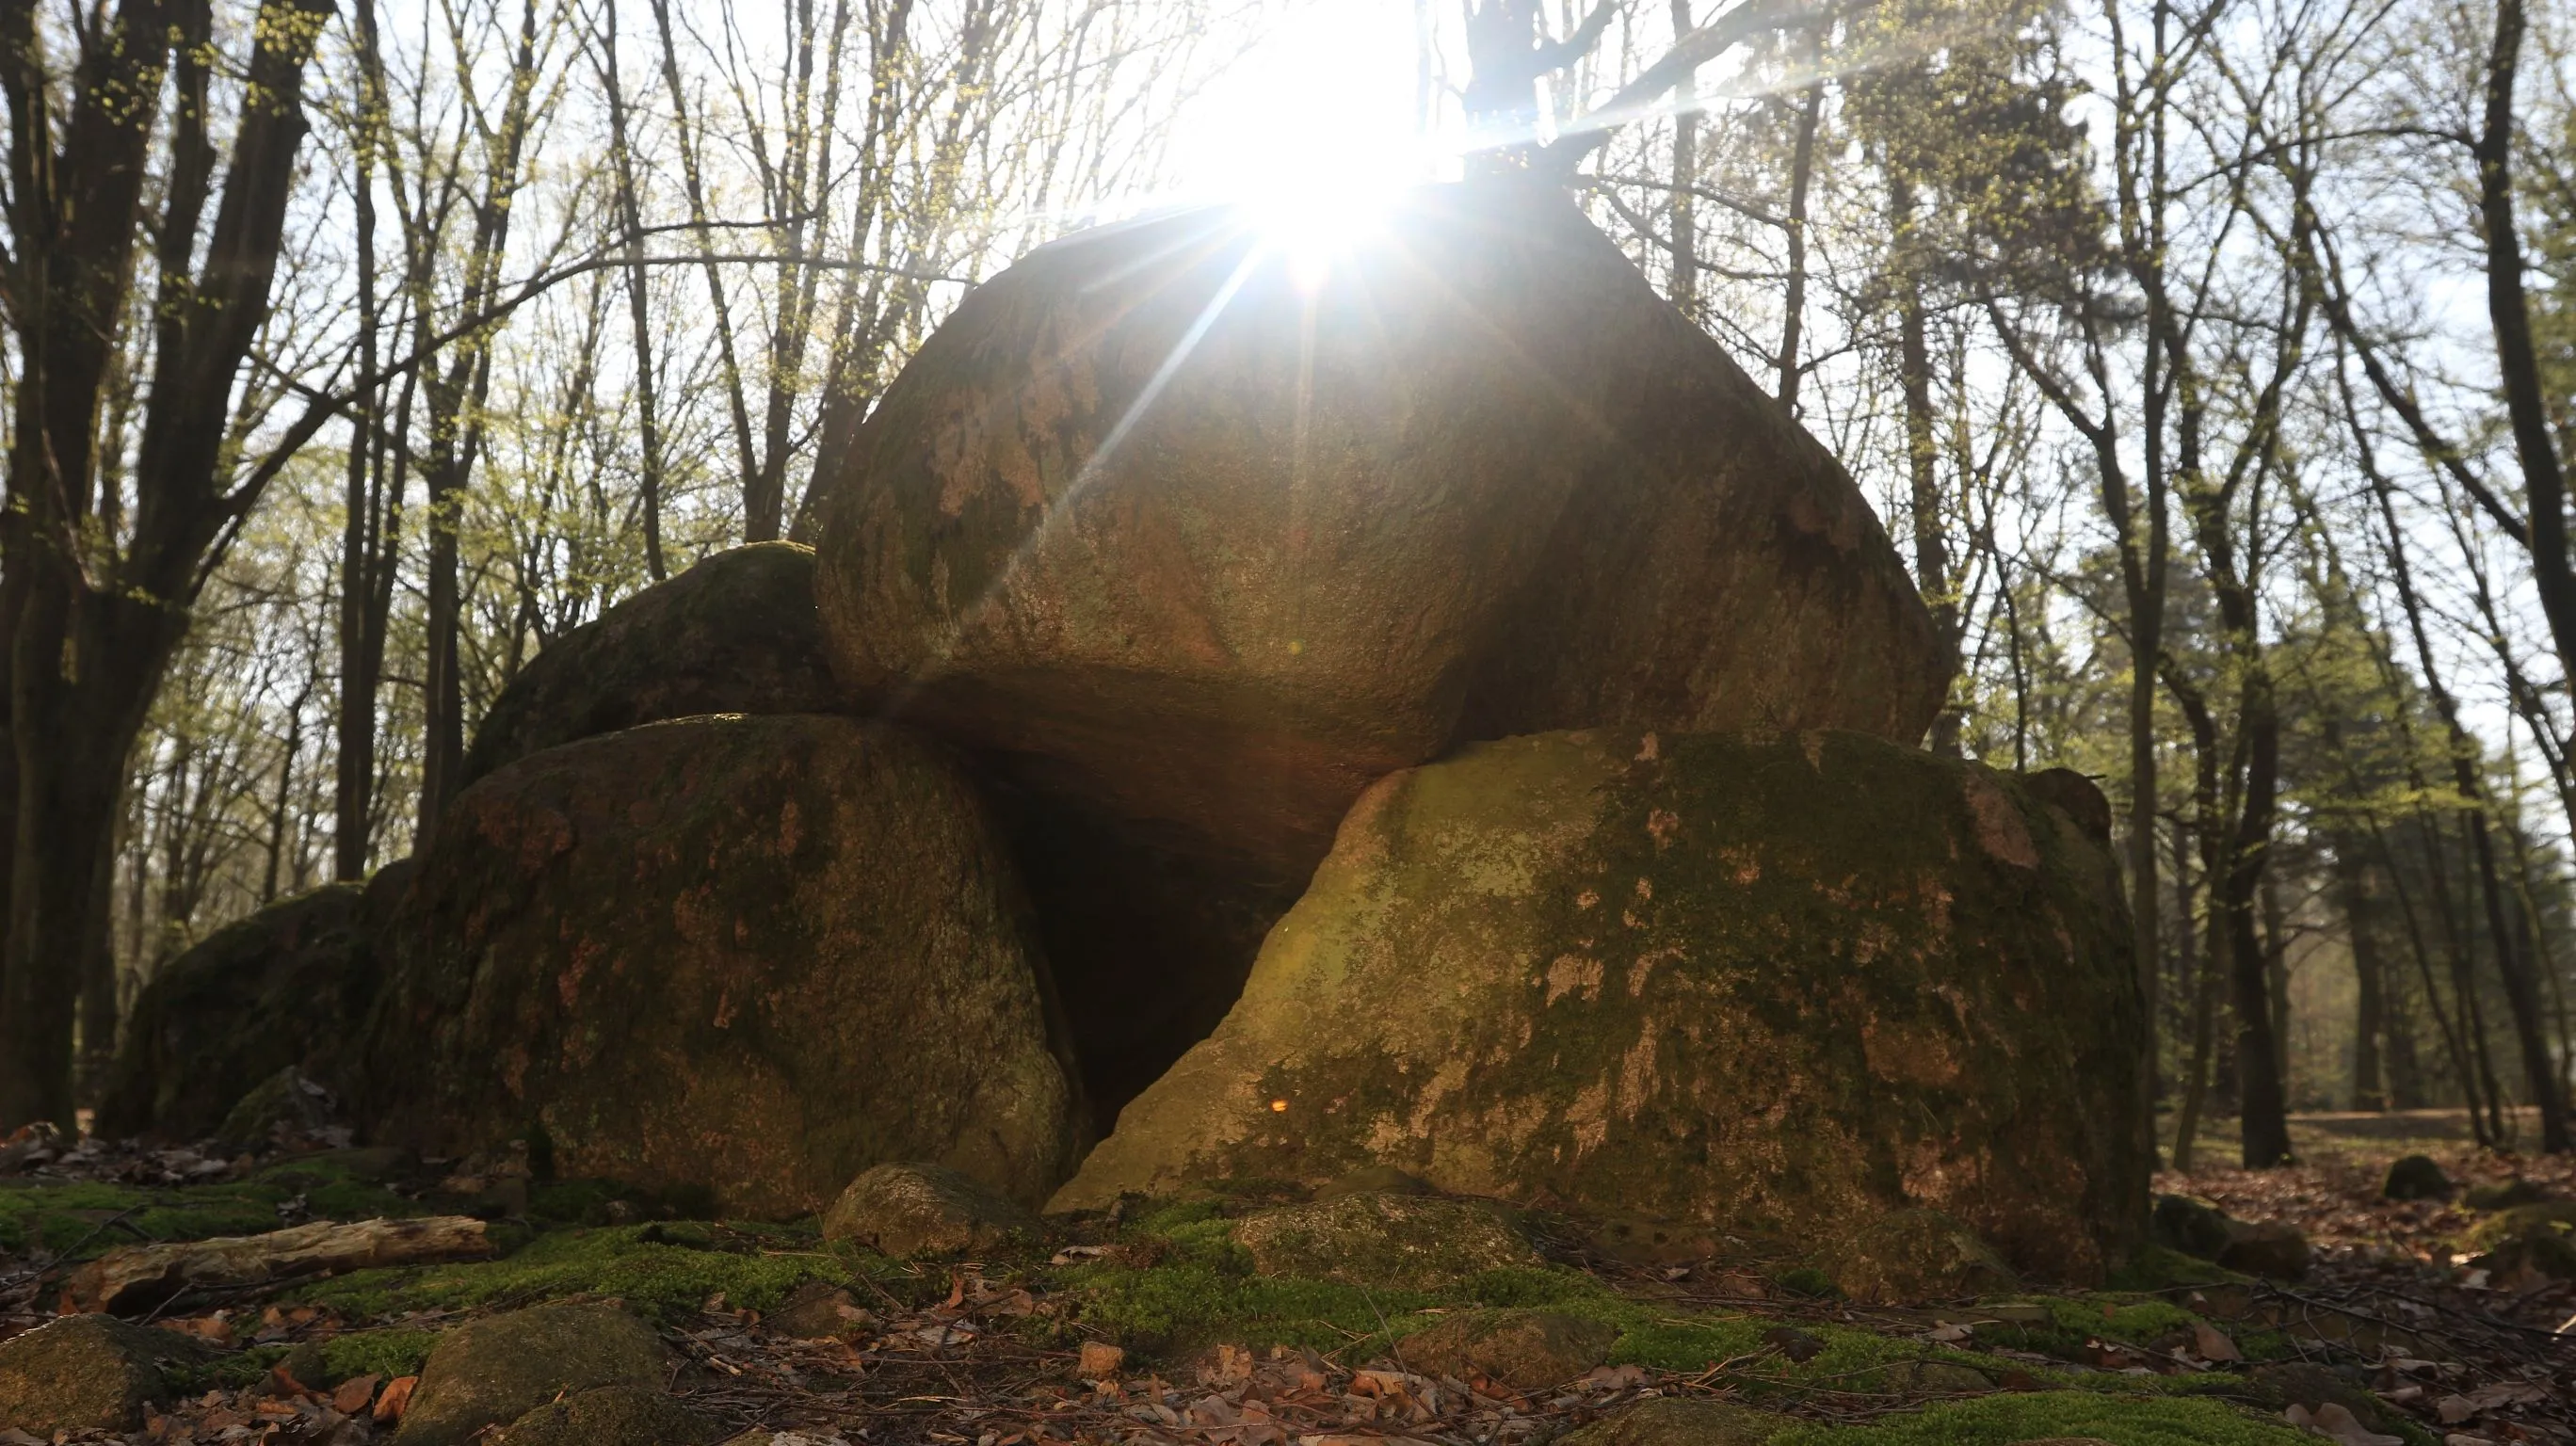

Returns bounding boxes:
[2335,833,2387,1110]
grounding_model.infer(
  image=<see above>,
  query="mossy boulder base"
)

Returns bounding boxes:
[364,715,1081,1216]
[809,177,1947,886]
[1058,730,2146,1282]
[98,880,385,1140]
[459,541,843,787]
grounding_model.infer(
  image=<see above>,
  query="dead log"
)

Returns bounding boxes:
[64,1215,492,1313]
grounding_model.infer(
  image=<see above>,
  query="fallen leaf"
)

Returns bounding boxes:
[331,1374,381,1414]
[2192,1322,2242,1362]
[374,1374,417,1423]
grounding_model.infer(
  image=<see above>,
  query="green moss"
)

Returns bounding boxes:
[1775,1390,2311,1446]
[1066,1253,1445,1357]
[288,1223,878,1325]
[2462,1202,2576,1252]
[2106,1244,2242,1291]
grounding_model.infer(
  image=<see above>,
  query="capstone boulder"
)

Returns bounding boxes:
[1055,730,2146,1282]
[808,177,1948,892]
[362,714,1082,1216]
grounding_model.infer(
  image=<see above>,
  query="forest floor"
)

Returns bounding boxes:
[0,1113,2569,1446]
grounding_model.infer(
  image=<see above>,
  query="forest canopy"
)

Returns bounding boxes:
[1,0,2571,1170]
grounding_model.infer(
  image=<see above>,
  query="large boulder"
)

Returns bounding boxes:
[98,869,406,1140]
[362,715,1083,1216]
[460,541,842,787]
[394,1301,666,1446]
[0,1314,209,1434]
[808,178,1948,893]
[1055,730,2146,1283]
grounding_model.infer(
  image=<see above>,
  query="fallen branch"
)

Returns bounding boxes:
[64,1215,493,1313]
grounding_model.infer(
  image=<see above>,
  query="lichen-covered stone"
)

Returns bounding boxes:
[1230,1193,1542,1290]
[497,1383,724,1445]
[2381,1154,2453,1201]
[1555,1398,1800,1446]
[1055,730,2146,1283]
[213,1066,339,1154]
[0,1314,207,1434]
[1821,1209,2016,1303]
[808,178,1947,892]
[99,878,393,1140]
[822,1162,1040,1257]
[460,542,844,786]
[394,1301,667,1446]
[1394,1309,1616,1390]
[362,715,1082,1217]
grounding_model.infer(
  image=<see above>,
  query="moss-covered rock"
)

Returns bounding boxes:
[394,1300,667,1446]
[1231,1193,1543,1290]
[822,1162,1039,1258]
[1559,1398,1801,1446]
[460,542,844,787]
[1775,1391,2313,1446]
[2463,1177,2552,1211]
[1822,1210,2017,1303]
[809,178,1947,892]
[1055,731,2146,1283]
[0,1314,209,1434]
[98,878,394,1140]
[2379,1154,2452,1202]
[2464,1200,2576,1251]
[1395,1308,1617,1390]
[214,1066,338,1154]
[361,715,1082,1217]
[496,1383,725,1445]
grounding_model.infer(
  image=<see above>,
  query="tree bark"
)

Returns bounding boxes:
[2334,832,2387,1111]
[0,0,337,1130]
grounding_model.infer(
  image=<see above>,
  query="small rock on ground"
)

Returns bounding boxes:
[1232,1192,1542,1291]
[0,1314,209,1434]
[394,1299,667,1446]
[1555,1397,1801,1446]
[497,1383,724,1445]
[766,1282,877,1341]
[2381,1154,2453,1201]
[822,1162,1038,1258]
[1394,1309,1617,1391]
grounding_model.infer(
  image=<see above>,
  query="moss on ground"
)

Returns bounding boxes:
[287,1220,889,1325]
[1779,1390,2312,1446]
[0,1161,417,1258]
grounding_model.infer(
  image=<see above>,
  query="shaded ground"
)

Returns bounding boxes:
[0,1114,2568,1445]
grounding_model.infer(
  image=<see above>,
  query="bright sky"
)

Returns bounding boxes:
[1164,0,1440,209]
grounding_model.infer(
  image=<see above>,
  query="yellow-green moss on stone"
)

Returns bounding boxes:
[1055,730,2146,1285]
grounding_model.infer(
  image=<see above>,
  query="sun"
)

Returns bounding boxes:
[1165,0,1440,288]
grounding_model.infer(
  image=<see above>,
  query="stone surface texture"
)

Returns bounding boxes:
[497,1384,724,1445]
[1056,730,2146,1283]
[1230,1193,1543,1290]
[1554,1398,1800,1446]
[394,1301,667,1446]
[1394,1309,1618,1390]
[459,542,844,787]
[98,879,388,1140]
[821,1162,1041,1257]
[808,178,1948,891]
[0,1314,205,1434]
[1821,1209,2018,1303]
[362,715,1082,1217]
